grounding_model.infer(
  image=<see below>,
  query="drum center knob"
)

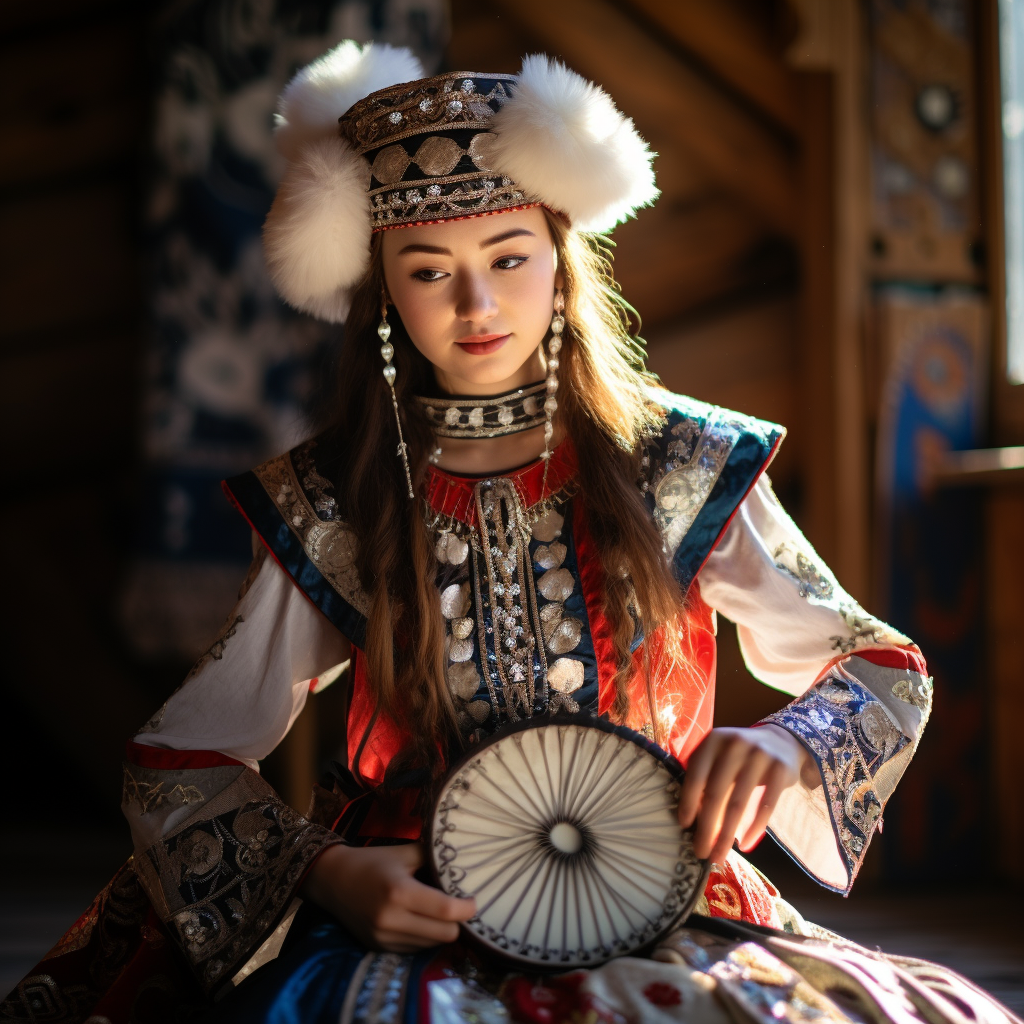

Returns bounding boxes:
[548,821,583,854]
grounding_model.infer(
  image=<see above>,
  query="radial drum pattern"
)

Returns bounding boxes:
[431,719,707,967]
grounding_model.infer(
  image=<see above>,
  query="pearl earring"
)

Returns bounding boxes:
[541,289,564,497]
[379,297,414,499]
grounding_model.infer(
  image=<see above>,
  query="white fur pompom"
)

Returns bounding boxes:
[263,135,371,322]
[274,41,424,162]
[477,54,658,232]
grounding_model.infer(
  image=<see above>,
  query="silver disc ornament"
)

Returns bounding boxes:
[430,718,708,967]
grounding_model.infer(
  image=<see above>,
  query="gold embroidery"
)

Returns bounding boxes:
[253,452,370,616]
[892,675,932,710]
[340,72,514,152]
[370,143,412,183]
[134,770,342,993]
[772,540,910,654]
[650,407,739,553]
[369,173,529,231]
[413,135,464,176]
[123,767,204,815]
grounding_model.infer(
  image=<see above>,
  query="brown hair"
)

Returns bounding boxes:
[324,210,684,781]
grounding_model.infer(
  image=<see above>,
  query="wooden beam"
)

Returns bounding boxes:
[621,0,801,135]
[491,0,798,235]
[645,297,800,480]
[611,195,773,326]
[793,69,838,566]
[829,0,871,604]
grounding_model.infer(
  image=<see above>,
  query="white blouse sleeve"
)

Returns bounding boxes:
[134,539,352,770]
[698,477,932,893]
[123,538,350,992]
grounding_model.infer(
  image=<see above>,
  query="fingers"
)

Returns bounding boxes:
[690,737,751,858]
[398,877,476,922]
[378,907,463,946]
[677,732,726,828]
[370,879,475,951]
[739,761,791,851]
[393,843,425,871]
[708,753,771,864]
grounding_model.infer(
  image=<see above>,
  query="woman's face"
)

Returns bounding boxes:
[381,206,561,395]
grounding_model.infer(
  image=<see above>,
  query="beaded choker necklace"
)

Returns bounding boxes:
[416,382,547,439]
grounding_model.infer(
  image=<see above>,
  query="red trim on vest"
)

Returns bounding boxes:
[422,438,578,527]
[125,741,247,770]
[572,497,619,718]
[847,645,928,677]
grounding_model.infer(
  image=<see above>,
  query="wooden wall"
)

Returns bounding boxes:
[4,0,1017,880]
[0,1,155,823]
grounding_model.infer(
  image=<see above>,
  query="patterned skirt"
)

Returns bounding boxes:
[1,852,1017,1024]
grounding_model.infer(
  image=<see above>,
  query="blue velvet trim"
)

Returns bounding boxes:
[224,469,367,649]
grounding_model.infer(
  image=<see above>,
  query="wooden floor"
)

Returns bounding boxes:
[2,828,1022,1015]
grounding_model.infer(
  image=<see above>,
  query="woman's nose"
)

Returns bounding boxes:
[454,273,498,323]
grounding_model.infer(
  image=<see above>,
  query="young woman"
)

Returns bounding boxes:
[5,41,1010,1024]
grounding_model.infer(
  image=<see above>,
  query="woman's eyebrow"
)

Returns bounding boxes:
[397,243,452,256]
[396,228,535,257]
[481,228,535,247]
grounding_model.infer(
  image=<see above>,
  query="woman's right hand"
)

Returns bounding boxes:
[300,843,477,953]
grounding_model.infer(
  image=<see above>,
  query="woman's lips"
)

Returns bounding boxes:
[455,333,509,355]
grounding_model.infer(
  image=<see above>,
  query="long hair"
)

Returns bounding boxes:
[323,209,685,781]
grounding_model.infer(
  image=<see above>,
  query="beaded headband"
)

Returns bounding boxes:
[263,42,658,323]
[340,72,543,232]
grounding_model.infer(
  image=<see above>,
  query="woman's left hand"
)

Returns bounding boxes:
[677,725,813,863]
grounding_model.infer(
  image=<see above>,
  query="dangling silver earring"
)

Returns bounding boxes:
[541,289,564,496]
[379,296,415,499]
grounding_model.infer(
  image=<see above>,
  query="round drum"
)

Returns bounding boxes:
[429,717,708,968]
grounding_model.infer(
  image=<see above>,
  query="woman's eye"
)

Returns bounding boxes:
[413,269,448,282]
[494,255,528,270]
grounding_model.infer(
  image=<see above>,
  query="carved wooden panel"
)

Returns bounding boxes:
[868,0,981,281]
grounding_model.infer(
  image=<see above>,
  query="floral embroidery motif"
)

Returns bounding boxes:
[253,451,370,616]
[645,403,773,557]
[771,541,910,655]
[132,770,341,993]
[762,673,910,887]
[651,410,736,553]
[293,440,338,518]
[892,676,932,709]
[123,767,204,815]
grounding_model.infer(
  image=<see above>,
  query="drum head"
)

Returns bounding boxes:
[430,717,708,968]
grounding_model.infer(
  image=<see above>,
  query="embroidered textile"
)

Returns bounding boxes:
[128,764,342,992]
[761,664,930,888]
[337,73,537,230]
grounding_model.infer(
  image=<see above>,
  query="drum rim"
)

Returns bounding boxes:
[427,713,710,968]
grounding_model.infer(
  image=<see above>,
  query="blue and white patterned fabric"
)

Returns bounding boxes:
[120,0,449,659]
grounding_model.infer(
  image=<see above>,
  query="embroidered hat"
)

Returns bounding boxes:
[263,41,659,323]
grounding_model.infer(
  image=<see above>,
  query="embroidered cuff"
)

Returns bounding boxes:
[124,762,342,993]
[758,659,931,893]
